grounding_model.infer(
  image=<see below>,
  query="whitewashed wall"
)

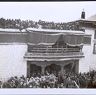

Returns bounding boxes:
[0,44,27,81]
[79,28,96,73]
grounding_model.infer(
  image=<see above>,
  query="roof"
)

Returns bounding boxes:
[87,14,96,21]
[26,27,84,35]
[0,28,20,32]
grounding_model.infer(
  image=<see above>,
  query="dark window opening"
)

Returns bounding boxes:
[94,30,96,39]
[93,44,96,54]
[83,36,91,44]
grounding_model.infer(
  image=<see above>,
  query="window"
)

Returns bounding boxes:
[93,44,96,54]
[83,36,91,44]
[94,30,96,39]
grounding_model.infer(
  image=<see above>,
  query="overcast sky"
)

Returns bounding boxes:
[0,2,96,23]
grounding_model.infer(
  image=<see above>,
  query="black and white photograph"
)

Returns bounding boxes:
[0,1,96,94]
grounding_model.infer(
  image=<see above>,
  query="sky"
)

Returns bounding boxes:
[0,1,96,23]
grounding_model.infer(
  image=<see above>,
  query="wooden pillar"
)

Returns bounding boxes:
[41,65,46,75]
[60,64,64,73]
[61,65,64,73]
[27,62,30,78]
[42,66,45,74]
[75,60,79,74]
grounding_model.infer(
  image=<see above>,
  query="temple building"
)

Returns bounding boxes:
[0,11,96,81]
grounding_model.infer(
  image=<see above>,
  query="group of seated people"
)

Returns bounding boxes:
[0,70,96,88]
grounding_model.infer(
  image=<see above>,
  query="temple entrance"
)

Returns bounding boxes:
[27,60,79,77]
[45,64,61,76]
[30,64,42,77]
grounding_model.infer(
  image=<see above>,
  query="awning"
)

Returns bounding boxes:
[28,31,84,45]
[28,31,60,44]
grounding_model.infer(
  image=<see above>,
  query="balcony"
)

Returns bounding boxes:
[24,48,84,61]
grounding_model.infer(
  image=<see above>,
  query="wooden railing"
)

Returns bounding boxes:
[28,48,80,53]
[24,51,84,57]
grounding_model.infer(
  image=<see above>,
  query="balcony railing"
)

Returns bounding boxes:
[24,48,84,59]
[24,52,84,57]
[28,48,80,53]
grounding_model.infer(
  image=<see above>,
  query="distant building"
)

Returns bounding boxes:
[0,11,96,81]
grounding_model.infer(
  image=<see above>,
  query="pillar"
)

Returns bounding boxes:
[27,62,30,77]
[60,64,65,74]
[75,60,79,74]
[41,65,46,75]
[61,66,64,73]
[42,66,45,74]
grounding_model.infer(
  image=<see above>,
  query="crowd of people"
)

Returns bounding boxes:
[0,18,81,31]
[0,70,96,88]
